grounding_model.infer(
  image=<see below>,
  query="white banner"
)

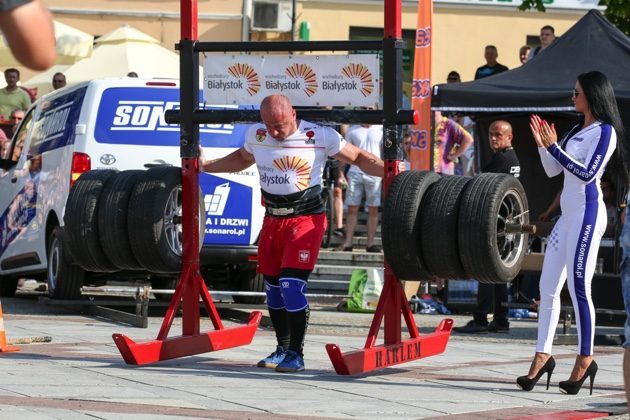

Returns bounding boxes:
[203,54,380,107]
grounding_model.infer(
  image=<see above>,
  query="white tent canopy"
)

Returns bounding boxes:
[25,25,186,97]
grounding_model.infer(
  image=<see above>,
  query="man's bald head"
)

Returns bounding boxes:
[488,120,513,152]
[260,94,298,141]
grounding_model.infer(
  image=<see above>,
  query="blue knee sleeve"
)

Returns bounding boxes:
[265,280,285,310]
[280,277,308,312]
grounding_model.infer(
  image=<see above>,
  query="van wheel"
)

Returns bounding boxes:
[128,167,202,273]
[382,170,440,281]
[98,170,144,270]
[0,277,19,297]
[232,266,265,304]
[458,173,529,284]
[64,170,118,272]
[47,226,84,299]
[420,175,472,279]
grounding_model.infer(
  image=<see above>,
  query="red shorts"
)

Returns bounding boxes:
[257,213,327,276]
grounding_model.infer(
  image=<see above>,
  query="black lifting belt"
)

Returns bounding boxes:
[262,186,324,217]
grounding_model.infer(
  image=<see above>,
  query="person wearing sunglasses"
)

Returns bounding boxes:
[446,71,461,83]
[518,71,627,395]
[52,72,66,90]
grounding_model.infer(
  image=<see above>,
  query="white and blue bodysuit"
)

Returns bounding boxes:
[536,121,617,356]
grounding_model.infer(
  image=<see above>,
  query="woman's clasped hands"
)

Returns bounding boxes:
[529,114,557,148]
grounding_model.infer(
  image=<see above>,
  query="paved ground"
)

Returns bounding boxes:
[0,294,628,419]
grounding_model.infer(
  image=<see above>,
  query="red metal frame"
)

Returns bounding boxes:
[112,0,450,371]
[112,0,261,366]
[325,0,452,375]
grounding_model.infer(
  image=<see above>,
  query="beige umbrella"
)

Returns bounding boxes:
[46,25,182,84]
[0,20,93,66]
[24,25,196,99]
[94,24,159,45]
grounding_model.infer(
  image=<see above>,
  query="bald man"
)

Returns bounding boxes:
[454,120,521,334]
[200,94,385,372]
[484,120,520,176]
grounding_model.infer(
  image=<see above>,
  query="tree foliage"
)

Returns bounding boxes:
[518,0,630,36]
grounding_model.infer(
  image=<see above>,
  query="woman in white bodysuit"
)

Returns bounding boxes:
[517,71,628,395]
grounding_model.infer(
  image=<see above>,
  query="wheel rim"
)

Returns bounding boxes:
[47,235,60,293]
[163,186,183,257]
[495,189,527,268]
[162,185,205,257]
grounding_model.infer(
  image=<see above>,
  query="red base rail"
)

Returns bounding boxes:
[113,265,261,366]
[326,320,452,375]
[326,267,452,375]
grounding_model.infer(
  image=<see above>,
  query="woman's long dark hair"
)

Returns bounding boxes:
[578,71,628,183]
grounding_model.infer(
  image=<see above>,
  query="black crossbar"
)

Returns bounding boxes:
[190,40,383,53]
[164,108,417,126]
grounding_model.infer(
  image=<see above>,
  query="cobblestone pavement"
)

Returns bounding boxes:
[0,294,627,419]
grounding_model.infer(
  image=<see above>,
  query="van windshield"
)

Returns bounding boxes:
[94,87,254,148]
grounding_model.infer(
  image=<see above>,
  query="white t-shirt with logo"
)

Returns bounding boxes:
[244,120,346,195]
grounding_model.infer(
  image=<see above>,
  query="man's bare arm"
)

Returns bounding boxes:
[200,147,255,173]
[333,143,384,177]
[0,0,55,70]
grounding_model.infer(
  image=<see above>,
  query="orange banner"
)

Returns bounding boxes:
[409,0,432,170]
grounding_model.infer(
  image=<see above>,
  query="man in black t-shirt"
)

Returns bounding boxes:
[454,120,520,334]
[474,45,509,80]
[482,121,520,177]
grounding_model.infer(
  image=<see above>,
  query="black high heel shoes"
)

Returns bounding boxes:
[559,360,598,395]
[516,356,556,391]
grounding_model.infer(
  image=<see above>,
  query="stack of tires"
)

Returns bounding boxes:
[60,166,200,298]
[382,171,529,284]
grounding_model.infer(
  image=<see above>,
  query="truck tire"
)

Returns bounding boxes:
[0,277,19,297]
[382,170,440,281]
[64,170,118,272]
[47,226,84,299]
[128,166,182,273]
[98,170,144,270]
[232,266,265,304]
[420,175,472,279]
[458,173,529,284]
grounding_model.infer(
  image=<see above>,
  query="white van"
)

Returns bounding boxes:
[0,78,264,299]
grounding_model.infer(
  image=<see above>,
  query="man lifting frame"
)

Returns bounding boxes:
[112,0,453,375]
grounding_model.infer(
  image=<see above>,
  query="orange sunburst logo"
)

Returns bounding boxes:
[285,63,318,97]
[273,155,311,190]
[227,63,261,96]
[341,63,374,97]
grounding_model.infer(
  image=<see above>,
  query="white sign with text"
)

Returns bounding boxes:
[203,54,380,107]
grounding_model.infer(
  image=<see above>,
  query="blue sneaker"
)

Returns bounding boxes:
[275,350,305,373]
[257,346,286,368]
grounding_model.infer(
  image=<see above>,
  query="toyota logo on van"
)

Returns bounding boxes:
[100,154,116,165]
